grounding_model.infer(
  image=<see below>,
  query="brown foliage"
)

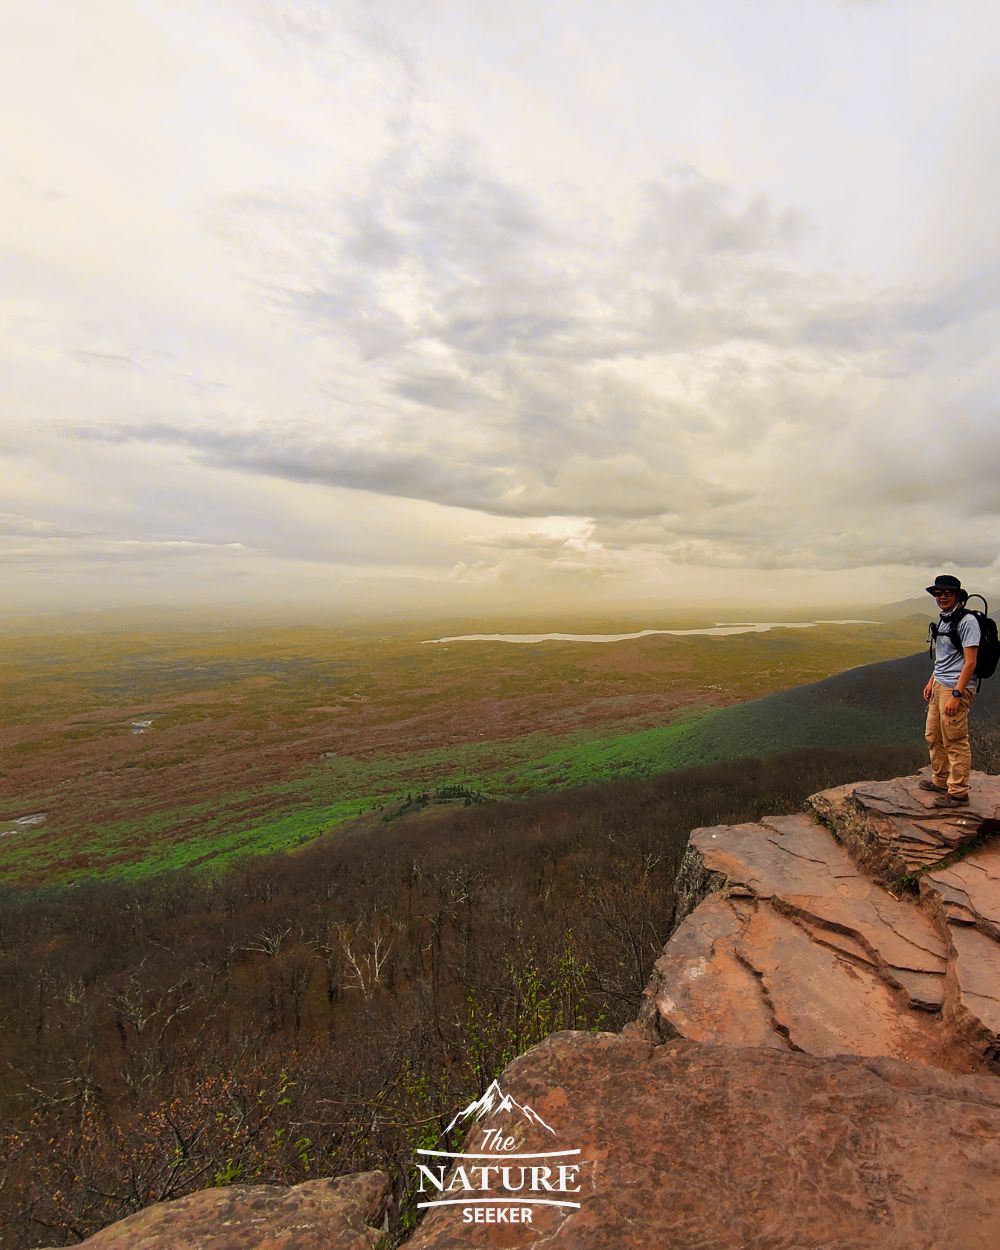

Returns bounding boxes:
[0,742,925,1247]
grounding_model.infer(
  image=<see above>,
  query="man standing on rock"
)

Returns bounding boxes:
[922,574,980,807]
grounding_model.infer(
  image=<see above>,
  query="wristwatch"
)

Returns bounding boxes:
[951,688,963,698]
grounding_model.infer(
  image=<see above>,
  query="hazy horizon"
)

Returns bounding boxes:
[0,591,947,636]
[4,2,999,617]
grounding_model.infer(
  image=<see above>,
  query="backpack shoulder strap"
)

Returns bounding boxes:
[948,606,966,651]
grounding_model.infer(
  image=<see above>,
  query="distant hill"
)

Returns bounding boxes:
[663,652,1000,769]
[865,599,929,621]
[867,584,1000,622]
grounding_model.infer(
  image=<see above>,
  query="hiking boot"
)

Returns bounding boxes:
[933,792,969,808]
[918,779,947,793]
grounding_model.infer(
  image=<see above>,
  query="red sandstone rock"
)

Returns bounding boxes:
[924,842,1000,937]
[808,770,1000,877]
[38,1171,390,1250]
[408,1031,1000,1250]
[944,924,1000,1058]
[803,772,1000,1065]
[640,810,974,1066]
[641,892,782,1048]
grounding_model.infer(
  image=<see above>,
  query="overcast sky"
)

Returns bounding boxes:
[3,0,998,617]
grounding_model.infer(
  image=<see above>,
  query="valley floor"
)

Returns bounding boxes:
[0,613,927,884]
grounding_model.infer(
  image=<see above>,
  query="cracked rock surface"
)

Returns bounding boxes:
[918,842,1000,1061]
[808,769,1000,876]
[407,1032,1000,1250]
[642,771,1000,1072]
[413,770,1000,1249]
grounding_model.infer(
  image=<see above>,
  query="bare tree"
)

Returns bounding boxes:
[336,914,397,999]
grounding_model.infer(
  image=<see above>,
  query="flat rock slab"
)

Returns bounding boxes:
[645,905,965,1070]
[809,771,1000,877]
[644,889,959,1067]
[736,901,952,1062]
[643,893,786,1050]
[642,811,966,1064]
[700,813,948,978]
[640,806,1000,1070]
[409,1031,1000,1250]
[39,1172,390,1250]
[944,925,1000,1059]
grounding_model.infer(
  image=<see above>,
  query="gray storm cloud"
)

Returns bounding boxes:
[66,421,754,525]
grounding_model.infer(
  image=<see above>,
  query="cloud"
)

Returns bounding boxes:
[0,513,91,539]
[637,170,806,289]
[645,532,1000,573]
[468,531,576,554]
[0,530,254,565]
[4,0,1000,610]
[69,420,512,511]
[67,419,755,524]
[68,350,142,371]
[254,156,810,374]
[50,112,1000,576]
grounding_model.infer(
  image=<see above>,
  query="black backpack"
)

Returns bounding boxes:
[928,594,1000,689]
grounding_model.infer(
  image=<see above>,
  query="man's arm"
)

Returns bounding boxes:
[944,645,978,716]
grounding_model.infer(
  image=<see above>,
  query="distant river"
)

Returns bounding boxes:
[422,620,877,645]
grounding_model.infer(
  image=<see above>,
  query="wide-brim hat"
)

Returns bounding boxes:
[925,574,968,600]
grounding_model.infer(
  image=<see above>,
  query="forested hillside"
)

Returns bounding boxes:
[0,740,934,1248]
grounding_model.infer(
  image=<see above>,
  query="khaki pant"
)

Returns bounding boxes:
[925,680,974,797]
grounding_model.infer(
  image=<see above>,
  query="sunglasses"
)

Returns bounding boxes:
[932,590,957,598]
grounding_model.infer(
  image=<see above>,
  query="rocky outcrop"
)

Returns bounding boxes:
[808,770,1000,879]
[57,1030,1000,1250]
[404,768,1000,1249]
[38,1171,390,1250]
[408,1031,1000,1250]
[641,769,1000,1072]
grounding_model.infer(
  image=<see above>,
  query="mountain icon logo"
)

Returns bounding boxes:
[445,1080,556,1135]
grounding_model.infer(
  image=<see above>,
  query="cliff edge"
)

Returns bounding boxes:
[640,769,1000,1069]
[49,769,1000,1250]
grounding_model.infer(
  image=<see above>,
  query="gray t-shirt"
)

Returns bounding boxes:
[933,608,981,686]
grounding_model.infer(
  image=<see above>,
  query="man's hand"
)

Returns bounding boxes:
[945,692,963,718]
[923,679,934,702]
